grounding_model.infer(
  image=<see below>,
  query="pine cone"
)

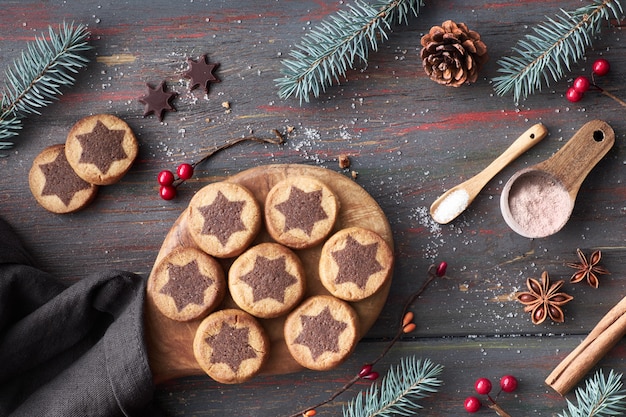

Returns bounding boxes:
[420,20,488,87]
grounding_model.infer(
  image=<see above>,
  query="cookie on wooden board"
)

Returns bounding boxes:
[229,242,306,319]
[149,247,226,322]
[264,176,339,249]
[193,308,269,384]
[188,181,261,258]
[284,295,359,371]
[319,227,393,301]
[65,114,138,185]
[29,144,99,214]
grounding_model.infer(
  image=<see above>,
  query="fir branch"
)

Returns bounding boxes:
[342,357,443,417]
[275,0,423,103]
[558,370,626,417]
[492,0,623,103]
[0,22,92,149]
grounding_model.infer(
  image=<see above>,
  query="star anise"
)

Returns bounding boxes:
[516,271,573,325]
[567,248,609,288]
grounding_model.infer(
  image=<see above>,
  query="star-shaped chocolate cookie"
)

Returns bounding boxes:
[239,256,298,303]
[294,306,347,360]
[184,54,220,93]
[39,149,92,206]
[75,120,128,175]
[159,259,214,312]
[198,191,247,246]
[275,187,328,236]
[139,81,177,121]
[205,323,257,373]
[332,235,383,289]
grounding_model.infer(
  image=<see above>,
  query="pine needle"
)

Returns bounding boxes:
[492,0,623,103]
[275,0,423,104]
[558,369,626,417]
[0,22,92,150]
[342,357,443,417]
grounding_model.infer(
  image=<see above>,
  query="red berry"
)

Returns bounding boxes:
[464,396,481,413]
[500,375,518,393]
[592,58,610,76]
[566,87,583,103]
[572,76,590,93]
[436,261,448,277]
[157,170,175,186]
[362,371,379,381]
[177,163,194,180]
[358,364,373,378]
[159,185,177,200]
[474,377,492,395]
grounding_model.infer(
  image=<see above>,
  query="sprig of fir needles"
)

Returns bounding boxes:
[0,23,91,153]
[558,369,626,417]
[275,0,423,103]
[343,357,443,417]
[492,0,623,103]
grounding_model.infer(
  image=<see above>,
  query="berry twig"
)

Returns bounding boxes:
[157,129,285,200]
[288,261,449,417]
[465,375,518,416]
[566,57,626,108]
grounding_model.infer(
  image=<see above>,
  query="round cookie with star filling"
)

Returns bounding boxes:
[193,308,269,384]
[284,295,359,371]
[264,176,339,249]
[149,246,226,322]
[188,182,261,258]
[29,144,99,214]
[228,242,306,319]
[65,114,138,185]
[319,227,394,302]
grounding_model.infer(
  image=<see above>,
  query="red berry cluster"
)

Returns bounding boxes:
[464,375,518,414]
[157,163,195,200]
[566,58,611,103]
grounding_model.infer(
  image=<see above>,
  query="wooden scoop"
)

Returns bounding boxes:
[430,123,548,224]
[500,120,615,238]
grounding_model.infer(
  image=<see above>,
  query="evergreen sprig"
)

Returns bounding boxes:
[0,23,91,152]
[275,0,423,103]
[492,0,623,103]
[558,370,626,417]
[342,356,443,417]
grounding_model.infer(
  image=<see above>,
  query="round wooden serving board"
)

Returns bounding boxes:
[145,164,393,383]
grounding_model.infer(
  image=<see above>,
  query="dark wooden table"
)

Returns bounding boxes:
[1,1,625,416]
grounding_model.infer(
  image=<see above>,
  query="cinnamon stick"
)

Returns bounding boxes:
[545,294,626,395]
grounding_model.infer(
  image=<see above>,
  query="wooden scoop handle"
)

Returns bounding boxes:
[535,120,615,197]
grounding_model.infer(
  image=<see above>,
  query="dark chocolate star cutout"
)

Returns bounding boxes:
[76,120,127,174]
[239,256,297,303]
[159,260,214,312]
[184,54,220,93]
[139,81,177,121]
[275,187,328,236]
[39,151,92,206]
[198,191,247,247]
[294,306,347,360]
[205,323,257,373]
[332,235,383,289]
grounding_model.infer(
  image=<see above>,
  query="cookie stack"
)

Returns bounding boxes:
[148,173,394,384]
[29,114,138,213]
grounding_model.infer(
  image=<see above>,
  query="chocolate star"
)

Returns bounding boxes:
[332,235,383,289]
[275,187,328,236]
[198,191,247,246]
[75,120,127,174]
[139,81,177,121]
[294,306,347,360]
[205,323,257,373]
[159,260,214,312]
[39,151,92,206]
[239,256,297,303]
[184,54,220,93]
